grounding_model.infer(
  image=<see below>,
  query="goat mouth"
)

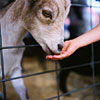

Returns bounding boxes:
[46,46,60,55]
[47,47,55,55]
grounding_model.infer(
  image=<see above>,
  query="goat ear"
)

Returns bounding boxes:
[64,0,71,10]
[25,0,39,7]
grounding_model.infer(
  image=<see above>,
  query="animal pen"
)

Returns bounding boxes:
[0,0,100,100]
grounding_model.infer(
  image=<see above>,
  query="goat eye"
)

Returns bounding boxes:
[42,10,52,19]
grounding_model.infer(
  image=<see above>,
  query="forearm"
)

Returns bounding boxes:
[75,24,100,48]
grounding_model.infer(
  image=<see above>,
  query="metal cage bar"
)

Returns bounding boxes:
[90,0,97,100]
[0,0,100,100]
[0,24,7,100]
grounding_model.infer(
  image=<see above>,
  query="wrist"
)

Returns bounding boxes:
[72,38,81,49]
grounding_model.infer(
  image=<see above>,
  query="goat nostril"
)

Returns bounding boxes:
[58,44,63,51]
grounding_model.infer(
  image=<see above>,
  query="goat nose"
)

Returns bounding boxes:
[58,44,63,51]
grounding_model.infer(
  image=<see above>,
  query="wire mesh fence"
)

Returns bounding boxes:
[0,0,100,100]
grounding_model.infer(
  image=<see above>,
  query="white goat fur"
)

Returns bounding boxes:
[0,0,71,99]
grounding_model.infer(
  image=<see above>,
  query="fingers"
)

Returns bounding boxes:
[46,41,72,60]
[46,52,70,60]
[46,55,53,59]
[46,40,79,60]
[61,41,70,54]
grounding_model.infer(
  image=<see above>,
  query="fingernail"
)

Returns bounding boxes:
[46,55,52,59]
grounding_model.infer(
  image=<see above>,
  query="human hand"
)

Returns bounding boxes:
[46,39,80,60]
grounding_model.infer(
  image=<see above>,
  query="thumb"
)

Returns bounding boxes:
[61,41,70,54]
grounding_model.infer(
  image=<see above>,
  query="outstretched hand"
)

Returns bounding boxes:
[46,39,80,60]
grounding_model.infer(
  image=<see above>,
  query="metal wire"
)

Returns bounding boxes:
[0,24,6,100]
[71,3,100,8]
[45,83,100,100]
[0,1,100,100]
[55,61,60,100]
[90,0,97,100]
[0,60,100,83]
